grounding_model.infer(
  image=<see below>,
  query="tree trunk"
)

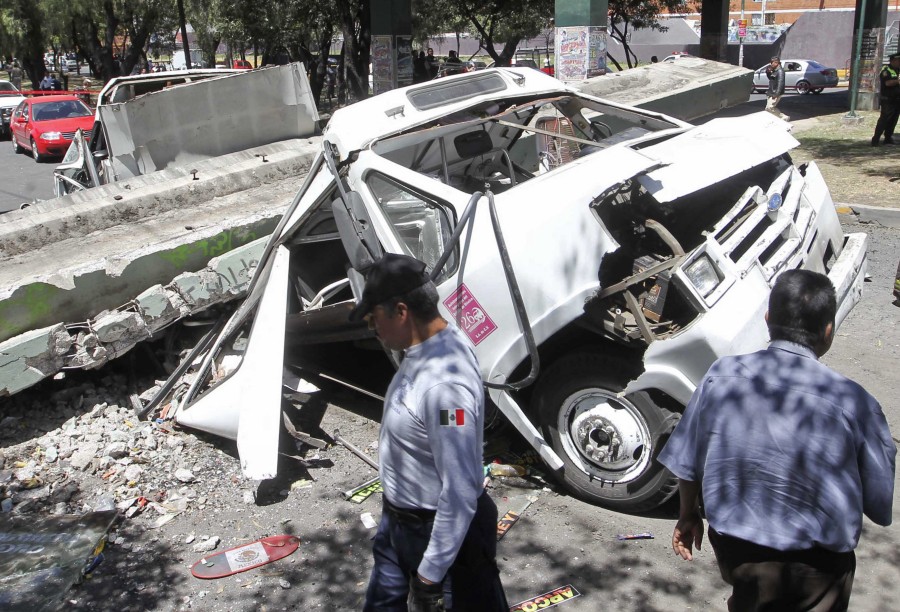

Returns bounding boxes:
[177,0,191,69]
[13,0,46,88]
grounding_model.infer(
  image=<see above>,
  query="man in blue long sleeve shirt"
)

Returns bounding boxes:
[659,269,895,611]
[351,253,507,611]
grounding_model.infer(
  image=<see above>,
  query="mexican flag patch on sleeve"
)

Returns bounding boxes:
[439,409,465,427]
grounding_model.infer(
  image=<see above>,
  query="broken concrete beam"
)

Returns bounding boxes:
[0,138,320,345]
[576,57,753,122]
[0,324,73,397]
[135,284,186,330]
[0,236,268,393]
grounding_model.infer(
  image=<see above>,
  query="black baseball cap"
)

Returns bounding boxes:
[348,253,430,322]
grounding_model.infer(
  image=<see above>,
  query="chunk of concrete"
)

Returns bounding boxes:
[0,324,73,397]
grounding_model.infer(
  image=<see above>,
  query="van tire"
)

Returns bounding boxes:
[535,352,680,513]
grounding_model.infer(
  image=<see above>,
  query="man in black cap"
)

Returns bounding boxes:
[872,53,900,146]
[351,253,507,612]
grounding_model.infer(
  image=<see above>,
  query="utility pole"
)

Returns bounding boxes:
[739,0,746,67]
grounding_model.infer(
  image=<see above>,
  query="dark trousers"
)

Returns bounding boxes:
[708,527,855,612]
[363,491,508,612]
[873,98,900,142]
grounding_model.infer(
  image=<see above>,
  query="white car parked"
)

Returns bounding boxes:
[0,80,26,139]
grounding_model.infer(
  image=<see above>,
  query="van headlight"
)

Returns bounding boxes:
[684,254,722,297]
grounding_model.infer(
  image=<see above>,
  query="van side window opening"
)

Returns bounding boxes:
[366,172,457,279]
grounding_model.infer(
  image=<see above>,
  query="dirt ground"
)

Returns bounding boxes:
[791,110,900,207]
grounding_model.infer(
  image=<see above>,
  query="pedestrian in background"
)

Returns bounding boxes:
[765,56,788,121]
[351,253,508,612]
[9,61,22,90]
[425,48,438,80]
[659,269,895,611]
[414,50,428,83]
[871,52,900,146]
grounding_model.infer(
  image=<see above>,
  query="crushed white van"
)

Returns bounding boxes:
[152,68,867,511]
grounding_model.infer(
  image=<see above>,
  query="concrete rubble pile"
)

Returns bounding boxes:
[0,373,246,521]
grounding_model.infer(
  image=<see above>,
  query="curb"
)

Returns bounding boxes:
[835,203,900,229]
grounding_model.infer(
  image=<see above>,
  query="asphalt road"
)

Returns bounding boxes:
[0,131,57,213]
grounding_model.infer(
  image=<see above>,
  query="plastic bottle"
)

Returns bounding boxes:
[488,463,526,477]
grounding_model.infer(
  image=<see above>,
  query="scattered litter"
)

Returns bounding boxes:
[290,479,313,491]
[497,496,538,541]
[343,477,383,503]
[509,584,581,612]
[616,532,654,541]
[123,497,149,518]
[333,429,380,470]
[190,535,301,579]
[150,513,179,529]
[278,578,292,589]
[192,535,221,553]
[360,512,377,529]
[185,532,196,544]
[242,491,255,504]
[487,463,527,478]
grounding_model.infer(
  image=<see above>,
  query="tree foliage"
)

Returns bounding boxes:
[415,0,552,64]
[607,0,694,69]
[1,0,562,105]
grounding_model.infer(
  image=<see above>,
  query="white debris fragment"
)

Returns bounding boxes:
[124,464,143,482]
[174,468,195,483]
[360,512,377,529]
[192,535,220,553]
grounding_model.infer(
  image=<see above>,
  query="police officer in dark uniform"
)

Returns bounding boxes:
[872,53,900,146]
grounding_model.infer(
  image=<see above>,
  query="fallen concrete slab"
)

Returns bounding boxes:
[576,57,753,122]
[0,61,754,397]
[0,139,319,344]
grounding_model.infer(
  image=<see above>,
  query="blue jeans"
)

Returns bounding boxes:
[363,491,507,611]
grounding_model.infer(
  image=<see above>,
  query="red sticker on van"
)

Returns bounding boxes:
[442,284,497,345]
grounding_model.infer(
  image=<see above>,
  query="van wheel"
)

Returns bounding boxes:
[796,80,811,94]
[535,352,680,512]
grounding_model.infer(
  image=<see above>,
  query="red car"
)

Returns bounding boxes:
[9,95,93,162]
[232,59,253,70]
